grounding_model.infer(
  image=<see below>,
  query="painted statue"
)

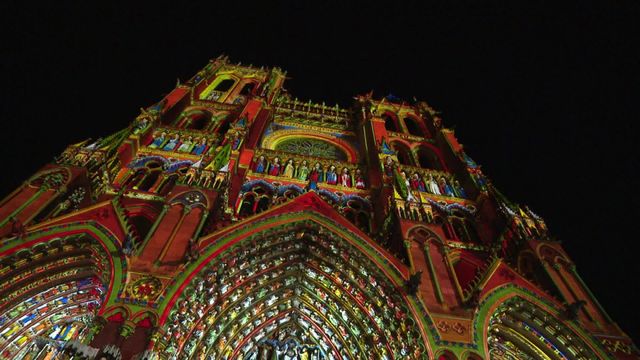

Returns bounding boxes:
[177,136,193,152]
[132,117,149,134]
[326,165,338,185]
[297,160,309,181]
[381,138,394,155]
[340,168,352,187]
[383,156,395,177]
[268,157,281,176]
[207,138,218,155]
[192,137,208,155]
[416,174,427,192]
[231,132,243,150]
[308,162,324,183]
[253,156,266,173]
[474,170,488,190]
[163,134,180,151]
[427,174,440,195]
[401,171,416,201]
[439,177,454,196]
[148,132,166,149]
[409,173,420,191]
[444,179,455,196]
[283,159,295,178]
[355,169,366,189]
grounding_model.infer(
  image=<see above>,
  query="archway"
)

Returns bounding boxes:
[0,229,122,359]
[488,297,601,359]
[475,287,609,360]
[155,218,429,359]
[416,145,443,170]
[173,108,214,130]
[391,141,414,166]
[261,131,358,163]
[383,113,400,132]
[403,116,427,137]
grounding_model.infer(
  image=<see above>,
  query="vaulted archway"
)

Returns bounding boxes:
[158,225,426,359]
[0,224,125,359]
[474,285,610,360]
[155,193,433,359]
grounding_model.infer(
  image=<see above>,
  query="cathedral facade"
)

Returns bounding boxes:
[0,55,636,359]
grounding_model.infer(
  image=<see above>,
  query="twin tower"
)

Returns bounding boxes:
[0,55,636,359]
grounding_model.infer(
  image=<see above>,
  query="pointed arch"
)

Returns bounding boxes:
[415,144,445,170]
[407,225,462,308]
[473,285,610,359]
[157,197,436,358]
[459,351,483,360]
[382,111,401,132]
[435,349,458,360]
[130,310,158,328]
[535,243,611,327]
[261,130,358,163]
[390,140,414,166]
[403,115,429,138]
[174,107,213,130]
[0,223,126,358]
[199,73,241,102]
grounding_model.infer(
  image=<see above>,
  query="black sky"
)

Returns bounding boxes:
[2,2,639,342]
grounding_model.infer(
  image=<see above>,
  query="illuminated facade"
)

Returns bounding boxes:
[0,55,637,359]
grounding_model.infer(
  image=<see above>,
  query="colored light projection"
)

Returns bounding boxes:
[275,138,347,162]
[159,226,425,359]
[0,54,633,360]
[487,298,598,360]
[0,278,104,359]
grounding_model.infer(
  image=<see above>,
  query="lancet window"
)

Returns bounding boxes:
[448,213,480,243]
[237,184,274,218]
[383,113,399,132]
[416,146,442,170]
[391,142,414,166]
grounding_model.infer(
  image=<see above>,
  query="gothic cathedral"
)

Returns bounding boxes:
[0,56,637,360]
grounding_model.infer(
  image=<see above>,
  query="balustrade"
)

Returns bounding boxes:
[274,99,352,129]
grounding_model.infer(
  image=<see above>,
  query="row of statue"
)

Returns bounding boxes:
[399,170,467,198]
[251,155,366,189]
[147,131,218,155]
[147,130,245,155]
[0,278,102,359]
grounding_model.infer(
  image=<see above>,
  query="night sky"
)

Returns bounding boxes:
[2,2,639,342]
